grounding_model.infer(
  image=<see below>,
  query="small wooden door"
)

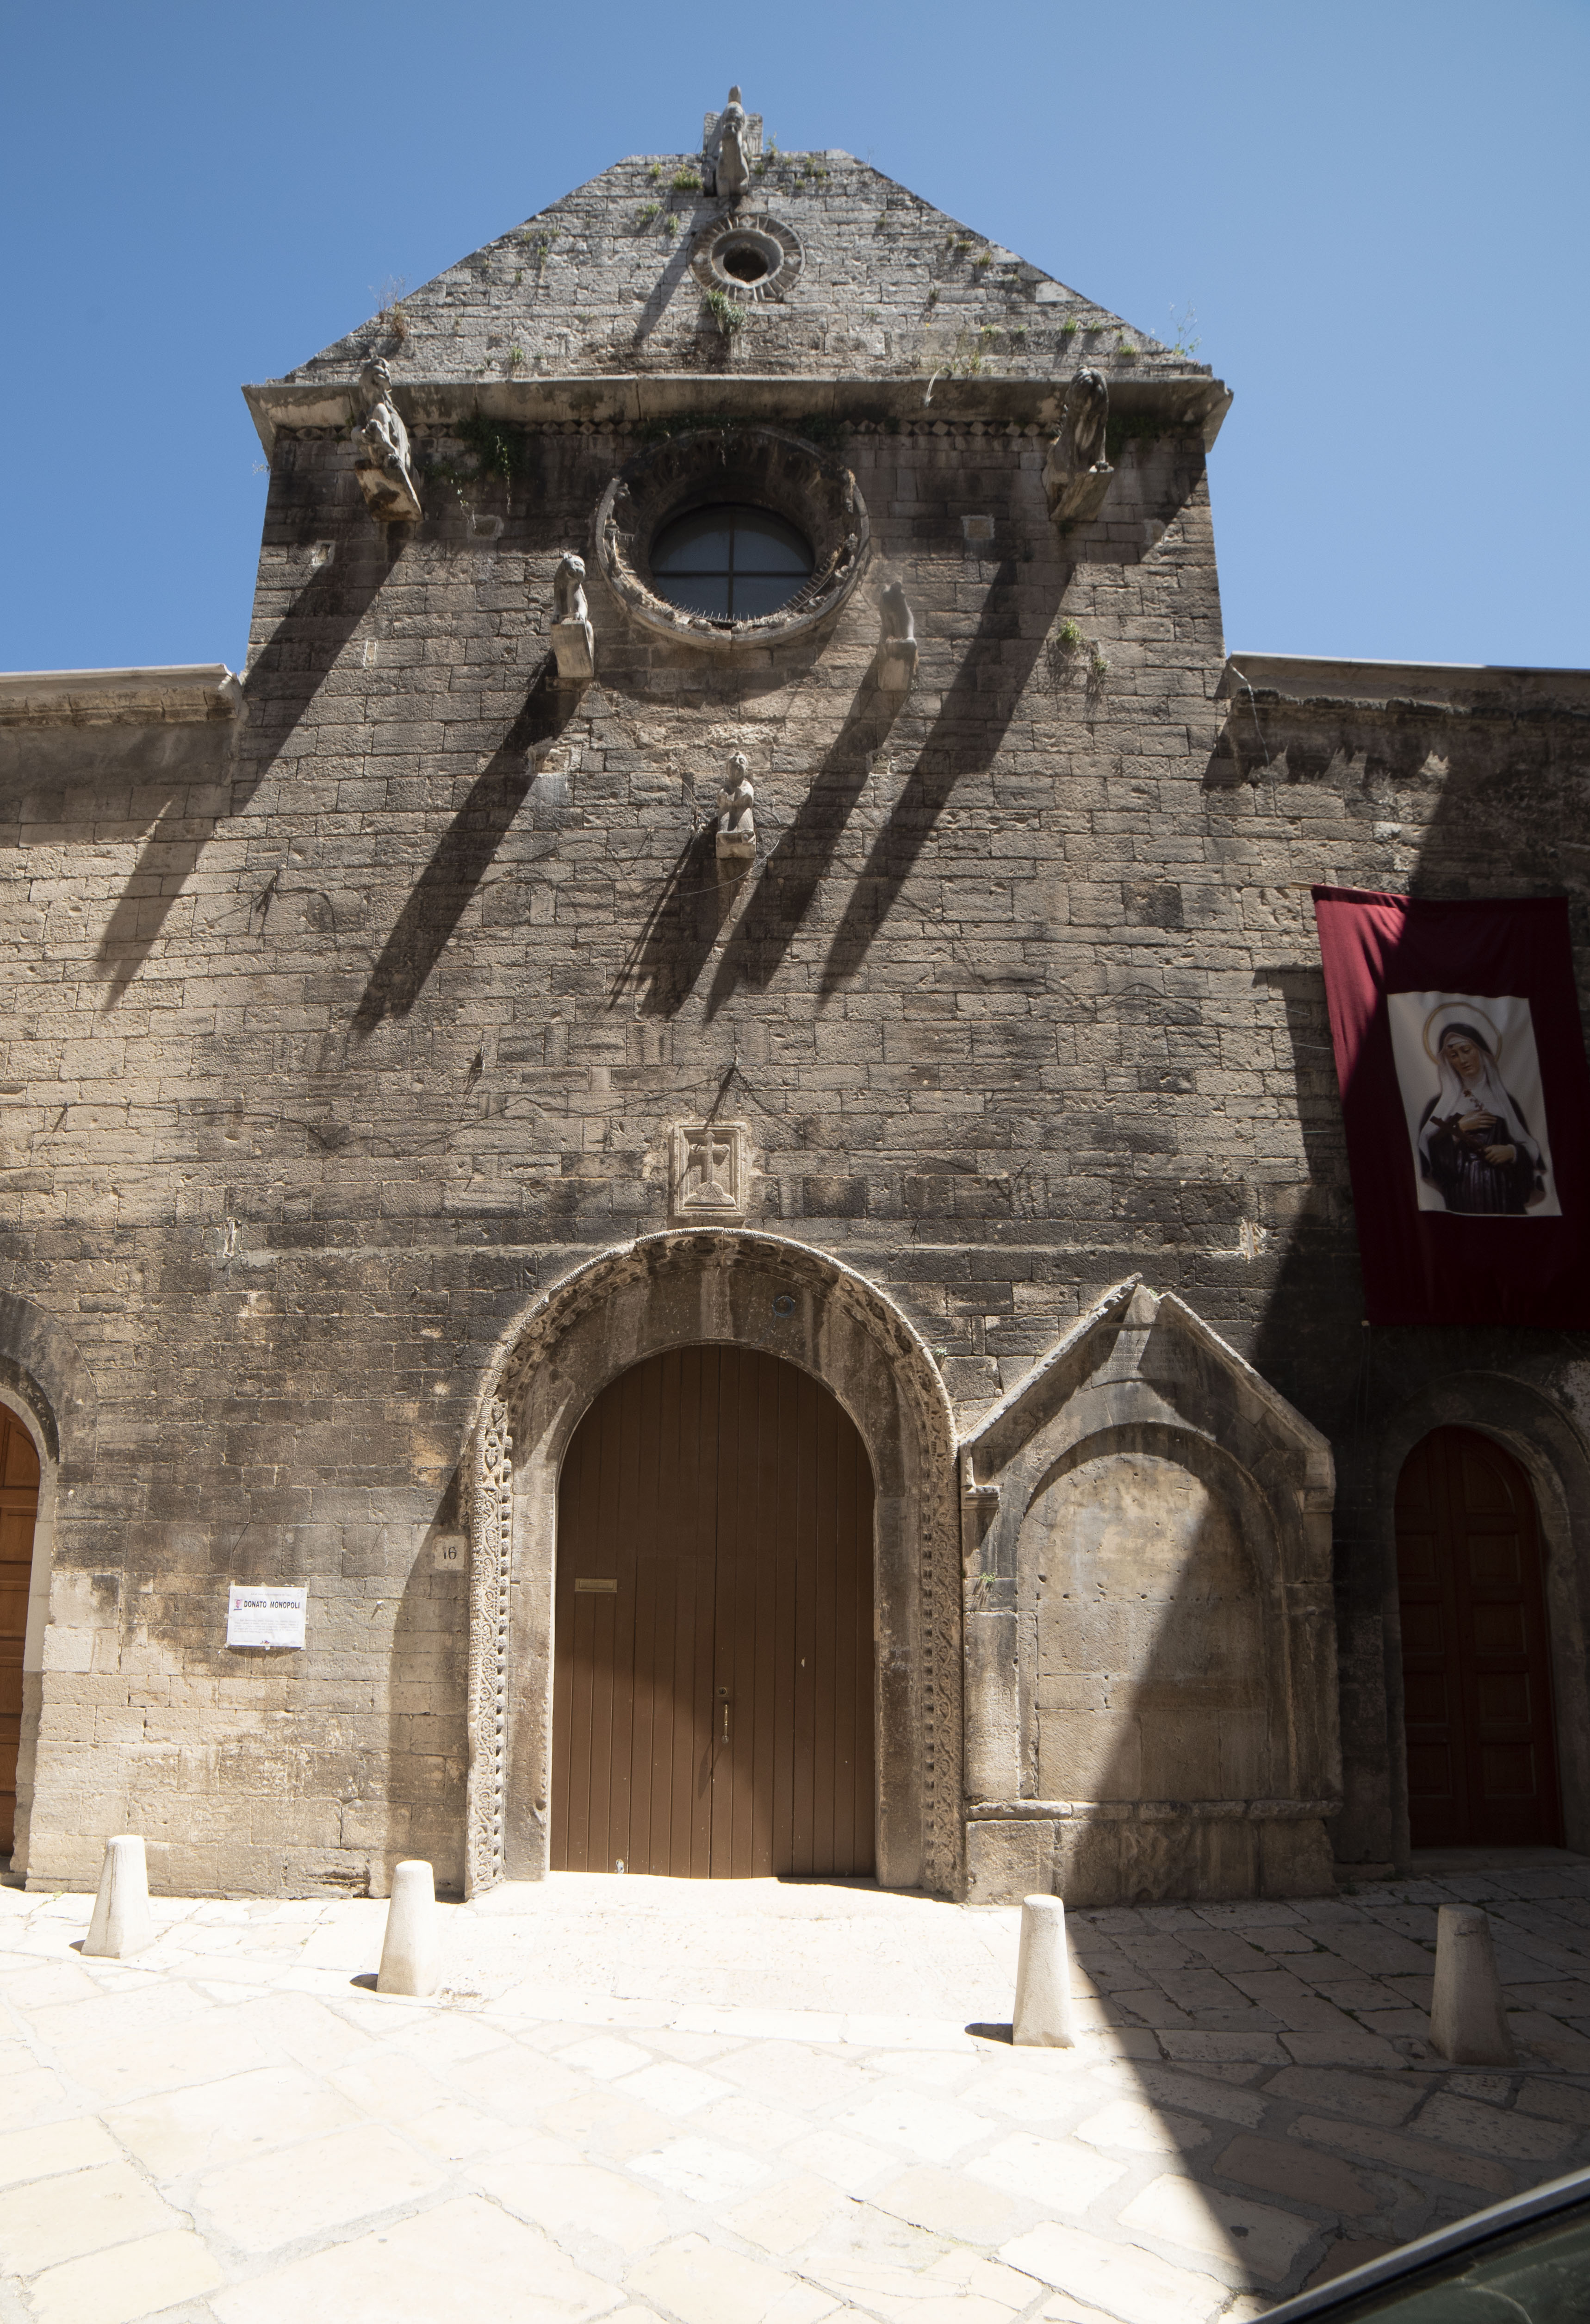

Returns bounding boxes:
[1396,1426,1561,1848]
[552,1345,876,1878]
[0,1411,39,1856]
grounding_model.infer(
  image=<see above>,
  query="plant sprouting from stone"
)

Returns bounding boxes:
[672,168,702,193]
[1168,302,1202,358]
[372,275,410,346]
[637,203,661,226]
[706,289,749,336]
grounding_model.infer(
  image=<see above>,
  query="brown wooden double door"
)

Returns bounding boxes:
[0,1411,39,1856]
[552,1345,876,1879]
[1396,1426,1561,1848]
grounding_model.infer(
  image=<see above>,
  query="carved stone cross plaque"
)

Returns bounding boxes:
[671,1121,749,1223]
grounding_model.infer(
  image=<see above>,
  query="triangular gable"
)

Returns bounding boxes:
[962,1278,1333,1516]
[278,145,1203,392]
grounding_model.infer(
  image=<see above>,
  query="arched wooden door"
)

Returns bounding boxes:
[1396,1426,1561,1848]
[0,1411,40,1856]
[552,1345,876,1878]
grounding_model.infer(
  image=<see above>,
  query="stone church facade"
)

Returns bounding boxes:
[2,95,1587,1907]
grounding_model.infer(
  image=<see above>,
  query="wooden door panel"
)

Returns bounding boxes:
[0,1413,38,1854]
[1396,1426,1561,1848]
[552,1346,875,1879]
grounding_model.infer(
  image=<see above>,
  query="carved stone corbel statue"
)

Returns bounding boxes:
[875,581,918,692]
[352,359,422,524]
[551,553,595,683]
[1043,367,1114,526]
[716,753,756,865]
[711,86,751,201]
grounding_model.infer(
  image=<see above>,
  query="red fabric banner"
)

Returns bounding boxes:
[1312,888,1590,1326]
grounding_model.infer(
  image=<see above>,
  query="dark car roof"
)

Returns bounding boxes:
[1260,2162,1590,2321]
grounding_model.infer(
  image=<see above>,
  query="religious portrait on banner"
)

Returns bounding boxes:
[1387,992,1559,1218]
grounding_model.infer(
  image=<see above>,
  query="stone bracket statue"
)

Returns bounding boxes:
[1043,368,1114,526]
[716,753,756,866]
[352,359,422,525]
[551,553,595,684]
[708,86,751,201]
[875,581,918,693]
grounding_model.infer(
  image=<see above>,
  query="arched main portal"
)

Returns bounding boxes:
[1396,1425,1562,1848]
[552,1345,876,1879]
[464,1231,960,1899]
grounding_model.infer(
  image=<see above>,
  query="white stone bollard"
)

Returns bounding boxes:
[83,1835,155,1960]
[1429,1904,1515,2066]
[377,1859,441,1998]
[1012,1893,1076,2048]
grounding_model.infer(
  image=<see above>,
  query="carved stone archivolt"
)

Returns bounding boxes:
[464,1396,513,1897]
[594,426,868,653]
[462,1230,962,1898]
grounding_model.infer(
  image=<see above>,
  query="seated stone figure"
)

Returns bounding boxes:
[876,580,918,691]
[353,359,422,523]
[554,553,588,627]
[551,552,595,683]
[1065,369,1111,474]
[1042,366,1114,525]
[716,753,756,862]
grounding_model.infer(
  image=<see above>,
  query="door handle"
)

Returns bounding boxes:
[716,1685,730,1742]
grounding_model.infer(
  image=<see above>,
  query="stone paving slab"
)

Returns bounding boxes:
[0,1859,1588,2321]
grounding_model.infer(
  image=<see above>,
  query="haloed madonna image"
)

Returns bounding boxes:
[1388,994,1559,1218]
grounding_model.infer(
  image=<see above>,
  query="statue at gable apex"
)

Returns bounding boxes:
[352,358,422,525]
[709,86,752,201]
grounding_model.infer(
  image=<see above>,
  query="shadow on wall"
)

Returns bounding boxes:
[352,660,576,1035]
[819,556,1056,996]
[96,534,400,1005]
[700,665,911,1019]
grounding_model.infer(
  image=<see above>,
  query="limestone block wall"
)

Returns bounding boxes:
[0,375,1588,1899]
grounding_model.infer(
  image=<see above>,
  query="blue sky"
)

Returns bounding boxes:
[3,0,1584,674]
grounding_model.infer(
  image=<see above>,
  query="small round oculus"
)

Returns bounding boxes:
[689,213,802,304]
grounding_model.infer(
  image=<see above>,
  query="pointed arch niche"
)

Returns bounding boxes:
[959,1279,1341,1908]
[463,1231,961,1898]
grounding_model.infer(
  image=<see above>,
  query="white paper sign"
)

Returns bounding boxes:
[226,1585,307,1649]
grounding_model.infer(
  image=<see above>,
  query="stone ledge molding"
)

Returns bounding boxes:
[0,665,242,727]
[243,371,1231,455]
[464,1229,961,1899]
[1220,652,1590,716]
